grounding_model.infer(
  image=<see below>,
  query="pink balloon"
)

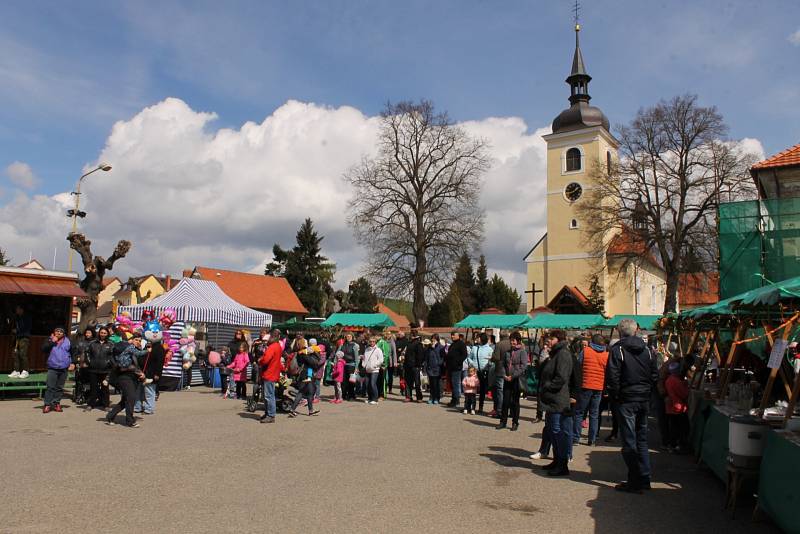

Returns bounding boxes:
[208,351,221,366]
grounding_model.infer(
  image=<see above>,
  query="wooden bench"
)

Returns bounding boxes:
[0,373,48,399]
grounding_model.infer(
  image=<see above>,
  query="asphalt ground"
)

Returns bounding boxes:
[0,386,780,534]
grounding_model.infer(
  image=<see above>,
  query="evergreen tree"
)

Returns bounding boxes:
[472,255,490,312]
[586,275,606,314]
[445,284,465,325]
[264,218,336,316]
[427,299,450,327]
[346,277,378,313]
[453,252,476,314]
[487,274,522,314]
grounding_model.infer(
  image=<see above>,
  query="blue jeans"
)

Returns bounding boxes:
[618,401,652,487]
[134,383,156,413]
[262,380,276,418]
[547,411,573,464]
[450,370,462,404]
[493,375,504,412]
[367,372,379,401]
[574,389,602,443]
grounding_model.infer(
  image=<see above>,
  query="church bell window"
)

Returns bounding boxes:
[566,147,582,172]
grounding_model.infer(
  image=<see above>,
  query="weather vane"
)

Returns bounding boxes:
[573,0,581,31]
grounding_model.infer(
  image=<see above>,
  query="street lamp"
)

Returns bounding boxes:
[67,163,112,271]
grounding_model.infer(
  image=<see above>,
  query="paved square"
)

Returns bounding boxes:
[0,389,779,533]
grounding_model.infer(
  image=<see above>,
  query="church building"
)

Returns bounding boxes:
[524,23,667,316]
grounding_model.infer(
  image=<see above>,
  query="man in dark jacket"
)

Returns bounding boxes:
[538,330,573,477]
[446,332,467,407]
[341,333,360,400]
[404,331,424,402]
[607,319,659,493]
[496,331,528,431]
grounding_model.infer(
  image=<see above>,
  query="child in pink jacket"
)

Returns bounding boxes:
[227,342,250,400]
[462,366,480,415]
[329,351,345,404]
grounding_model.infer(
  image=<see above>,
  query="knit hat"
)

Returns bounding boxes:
[309,338,317,346]
[668,361,681,375]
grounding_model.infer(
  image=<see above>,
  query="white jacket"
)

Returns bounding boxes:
[361,346,384,373]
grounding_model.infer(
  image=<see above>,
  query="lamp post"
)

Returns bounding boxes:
[67,163,112,272]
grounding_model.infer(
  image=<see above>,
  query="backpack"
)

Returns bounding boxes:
[306,353,322,371]
[287,353,300,377]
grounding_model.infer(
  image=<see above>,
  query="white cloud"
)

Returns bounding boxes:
[5,161,39,189]
[0,98,547,295]
[790,29,800,46]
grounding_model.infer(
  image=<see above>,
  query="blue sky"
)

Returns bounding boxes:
[1,1,799,291]
[2,0,798,195]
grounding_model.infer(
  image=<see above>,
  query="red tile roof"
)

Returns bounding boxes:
[377,303,410,330]
[751,142,800,170]
[102,277,120,289]
[679,272,719,307]
[607,231,662,269]
[190,266,308,315]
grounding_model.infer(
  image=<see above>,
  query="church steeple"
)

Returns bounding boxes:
[551,19,609,134]
[567,23,592,105]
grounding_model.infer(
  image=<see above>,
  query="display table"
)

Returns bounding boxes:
[700,405,734,481]
[757,430,800,534]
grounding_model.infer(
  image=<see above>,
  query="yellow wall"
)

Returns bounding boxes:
[129,276,166,305]
[97,279,121,307]
[605,258,667,315]
[525,126,618,310]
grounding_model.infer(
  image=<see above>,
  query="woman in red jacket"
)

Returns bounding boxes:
[664,361,689,452]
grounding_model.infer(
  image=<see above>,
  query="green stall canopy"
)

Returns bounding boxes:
[729,274,800,307]
[320,313,396,329]
[525,314,605,330]
[601,315,661,330]
[453,314,534,329]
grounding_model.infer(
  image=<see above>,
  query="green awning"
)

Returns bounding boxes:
[525,314,605,330]
[454,314,533,329]
[730,275,800,307]
[273,317,321,331]
[601,315,661,330]
[320,313,396,329]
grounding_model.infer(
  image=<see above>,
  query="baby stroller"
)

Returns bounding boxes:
[72,369,91,405]
[246,361,262,413]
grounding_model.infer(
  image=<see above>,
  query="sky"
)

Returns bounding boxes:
[1,0,798,297]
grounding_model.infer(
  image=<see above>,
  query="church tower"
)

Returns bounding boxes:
[525,22,619,312]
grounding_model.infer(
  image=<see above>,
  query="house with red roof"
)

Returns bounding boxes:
[184,266,308,323]
[750,142,800,199]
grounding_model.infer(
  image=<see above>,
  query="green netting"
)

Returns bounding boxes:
[719,198,800,298]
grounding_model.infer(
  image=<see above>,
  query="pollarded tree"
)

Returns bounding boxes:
[67,233,131,330]
[345,100,490,323]
[581,95,757,313]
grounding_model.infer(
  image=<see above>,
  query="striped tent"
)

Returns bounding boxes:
[118,278,272,328]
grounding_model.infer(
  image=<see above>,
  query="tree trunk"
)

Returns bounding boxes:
[663,269,680,314]
[412,251,428,324]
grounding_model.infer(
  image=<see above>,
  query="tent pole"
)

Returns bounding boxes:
[760,318,796,412]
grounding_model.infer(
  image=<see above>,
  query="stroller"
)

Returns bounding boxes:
[72,368,91,405]
[246,369,294,413]
[246,361,261,413]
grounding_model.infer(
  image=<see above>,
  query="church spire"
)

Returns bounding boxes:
[566,22,592,105]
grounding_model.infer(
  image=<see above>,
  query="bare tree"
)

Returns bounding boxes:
[345,100,489,322]
[67,233,131,329]
[581,95,757,313]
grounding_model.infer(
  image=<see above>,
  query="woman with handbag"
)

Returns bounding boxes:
[361,337,384,405]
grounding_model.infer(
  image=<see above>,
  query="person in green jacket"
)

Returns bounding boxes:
[377,331,396,398]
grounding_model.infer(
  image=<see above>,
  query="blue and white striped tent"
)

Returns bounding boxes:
[118,278,272,328]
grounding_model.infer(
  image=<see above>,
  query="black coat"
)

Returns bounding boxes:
[607,336,658,403]
[445,339,467,372]
[405,339,425,368]
[87,339,114,373]
[539,341,573,414]
[142,342,166,379]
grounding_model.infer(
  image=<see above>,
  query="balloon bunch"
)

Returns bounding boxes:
[115,312,143,340]
[179,324,198,369]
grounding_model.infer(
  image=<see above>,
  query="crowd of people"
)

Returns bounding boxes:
[31,316,692,493]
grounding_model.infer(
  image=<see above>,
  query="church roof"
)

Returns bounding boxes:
[607,231,663,270]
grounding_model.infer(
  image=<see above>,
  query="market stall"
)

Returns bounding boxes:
[454,314,535,330]
[320,313,395,330]
[118,278,272,386]
[671,275,800,522]
[0,266,86,372]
